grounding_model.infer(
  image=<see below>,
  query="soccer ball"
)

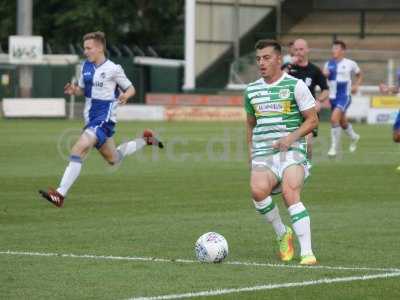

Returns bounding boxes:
[195,232,229,263]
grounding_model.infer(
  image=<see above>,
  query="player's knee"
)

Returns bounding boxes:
[330,116,339,124]
[393,132,400,143]
[107,159,116,166]
[106,156,120,166]
[71,144,90,157]
[251,186,270,201]
[282,187,300,204]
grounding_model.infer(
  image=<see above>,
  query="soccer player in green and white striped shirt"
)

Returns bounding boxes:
[245,39,319,265]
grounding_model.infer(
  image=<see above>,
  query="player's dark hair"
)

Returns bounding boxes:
[255,39,282,54]
[83,31,106,49]
[333,40,346,50]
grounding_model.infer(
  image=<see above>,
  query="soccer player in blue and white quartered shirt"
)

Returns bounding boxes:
[39,31,163,207]
[323,40,362,157]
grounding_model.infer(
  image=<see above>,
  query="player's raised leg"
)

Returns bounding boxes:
[251,165,294,262]
[39,130,97,207]
[281,164,317,265]
[99,129,164,165]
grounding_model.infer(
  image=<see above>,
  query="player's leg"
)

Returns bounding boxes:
[392,112,400,171]
[305,132,313,162]
[340,111,360,153]
[336,96,360,152]
[281,164,316,265]
[39,130,97,207]
[392,111,400,143]
[394,130,400,143]
[328,106,343,157]
[98,137,121,165]
[98,135,148,165]
[251,160,293,261]
[101,129,164,165]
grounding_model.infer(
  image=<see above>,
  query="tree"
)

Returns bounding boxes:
[0,0,184,58]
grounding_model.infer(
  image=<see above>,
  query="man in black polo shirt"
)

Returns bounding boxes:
[287,38,329,163]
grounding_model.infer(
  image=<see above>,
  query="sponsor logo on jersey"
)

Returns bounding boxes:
[94,81,103,87]
[305,77,312,87]
[256,101,291,115]
[279,89,290,99]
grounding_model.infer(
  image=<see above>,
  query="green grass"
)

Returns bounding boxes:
[1,119,400,300]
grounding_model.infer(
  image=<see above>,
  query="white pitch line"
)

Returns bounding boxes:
[1,250,399,273]
[128,272,400,300]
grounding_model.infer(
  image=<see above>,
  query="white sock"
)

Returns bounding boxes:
[343,123,358,140]
[57,155,82,197]
[288,202,313,256]
[116,138,146,161]
[253,197,287,239]
[330,125,341,150]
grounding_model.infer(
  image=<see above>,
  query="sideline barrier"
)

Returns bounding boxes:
[164,106,245,121]
[116,104,246,121]
[2,98,66,118]
[146,93,243,106]
[116,105,164,121]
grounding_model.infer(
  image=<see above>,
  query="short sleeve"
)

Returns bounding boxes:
[351,60,361,75]
[244,91,255,115]
[78,64,84,88]
[294,80,316,111]
[323,61,329,75]
[114,64,133,91]
[315,66,328,90]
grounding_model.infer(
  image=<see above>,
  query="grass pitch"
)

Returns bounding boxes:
[0,120,400,299]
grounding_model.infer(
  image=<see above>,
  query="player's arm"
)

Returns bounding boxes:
[64,82,83,96]
[244,92,256,163]
[65,64,84,96]
[379,83,399,94]
[273,108,318,151]
[352,72,362,94]
[322,61,329,78]
[115,64,135,104]
[273,81,318,151]
[246,114,256,163]
[315,67,329,103]
[351,61,362,94]
[118,85,136,105]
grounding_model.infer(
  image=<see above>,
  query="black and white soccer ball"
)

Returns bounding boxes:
[195,232,229,263]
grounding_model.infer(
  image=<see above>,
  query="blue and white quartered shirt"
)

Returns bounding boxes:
[323,58,360,101]
[78,59,133,125]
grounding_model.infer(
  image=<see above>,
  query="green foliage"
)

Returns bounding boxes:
[0,1,16,52]
[0,0,184,57]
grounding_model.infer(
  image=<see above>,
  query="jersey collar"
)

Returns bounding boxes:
[261,72,287,87]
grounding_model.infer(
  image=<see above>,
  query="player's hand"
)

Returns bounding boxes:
[379,83,390,94]
[64,83,77,95]
[118,93,129,105]
[272,135,295,152]
[314,101,321,113]
[351,84,359,94]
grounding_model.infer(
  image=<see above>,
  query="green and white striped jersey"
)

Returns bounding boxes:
[244,73,316,159]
